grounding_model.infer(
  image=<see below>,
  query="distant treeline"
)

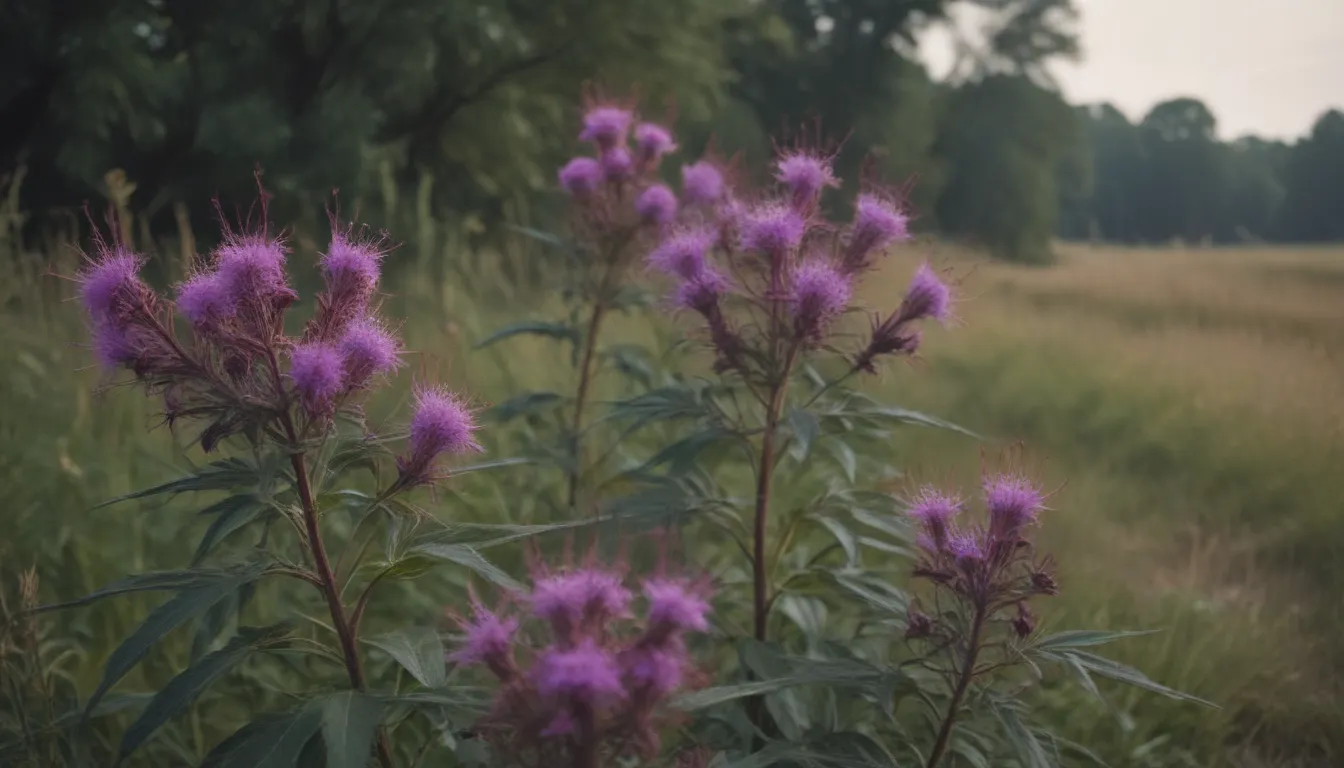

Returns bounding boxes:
[3,0,1341,263]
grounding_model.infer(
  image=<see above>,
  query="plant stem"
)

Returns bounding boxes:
[573,704,598,768]
[925,604,987,768]
[567,301,607,513]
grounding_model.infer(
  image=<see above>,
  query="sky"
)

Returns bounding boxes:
[919,0,1344,141]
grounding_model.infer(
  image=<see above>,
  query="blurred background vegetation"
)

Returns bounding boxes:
[3,0,1344,766]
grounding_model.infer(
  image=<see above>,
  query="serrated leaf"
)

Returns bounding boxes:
[365,627,446,688]
[321,691,385,768]
[118,624,291,761]
[474,320,577,350]
[411,543,521,591]
[86,561,269,714]
[785,408,820,463]
[95,458,259,508]
[201,708,323,768]
[486,391,566,423]
[1032,629,1158,651]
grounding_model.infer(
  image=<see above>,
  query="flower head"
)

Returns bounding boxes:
[601,147,634,181]
[636,184,678,225]
[635,123,677,164]
[788,260,852,342]
[908,487,963,553]
[671,267,731,314]
[79,247,145,320]
[844,194,910,273]
[289,342,345,414]
[739,203,807,255]
[408,386,482,461]
[579,107,633,150]
[643,579,711,634]
[338,317,401,387]
[776,152,838,211]
[215,235,294,312]
[90,323,141,371]
[322,232,384,294]
[984,473,1045,539]
[176,271,233,326]
[948,531,985,563]
[451,603,519,674]
[622,642,689,695]
[559,157,604,197]
[534,640,627,705]
[531,568,632,638]
[681,162,725,205]
[647,228,717,280]
[898,264,953,325]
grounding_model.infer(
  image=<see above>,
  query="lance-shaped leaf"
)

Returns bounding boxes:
[364,627,447,688]
[95,458,260,508]
[474,320,578,350]
[486,391,566,423]
[200,707,323,768]
[321,691,385,768]
[411,543,521,591]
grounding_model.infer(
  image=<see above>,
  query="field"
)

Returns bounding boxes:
[3,232,1343,767]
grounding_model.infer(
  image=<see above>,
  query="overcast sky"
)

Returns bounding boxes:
[919,0,1344,141]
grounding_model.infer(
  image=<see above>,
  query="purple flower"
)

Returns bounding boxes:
[739,203,806,255]
[450,604,519,668]
[322,233,383,293]
[339,317,401,387]
[635,123,677,163]
[289,342,345,412]
[176,271,232,326]
[681,162,724,205]
[215,236,292,310]
[776,152,838,210]
[579,107,633,150]
[601,147,634,181]
[647,228,716,279]
[635,184,678,225]
[622,642,688,694]
[559,157,604,197]
[90,322,140,371]
[79,247,144,320]
[534,640,627,704]
[948,531,985,563]
[844,194,910,273]
[908,487,963,553]
[984,473,1045,539]
[531,569,632,636]
[643,579,711,634]
[408,386,482,460]
[671,267,731,313]
[899,264,952,325]
[788,260,852,341]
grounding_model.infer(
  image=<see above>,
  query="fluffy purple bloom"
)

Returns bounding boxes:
[176,271,232,326]
[623,643,688,694]
[647,228,716,279]
[450,605,519,668]
[845,194,910,272]
[531,569,632,636]
[636,184,678,225]
[289,342,345,411]
[739,203,807,254]
[948,531,985,563]
[908,487,963,553]
[601,147,634,181]
[79,248,144,320]
[635,123,677,162]
[339,318,400,387]
[900,264,953,325]
[788,260,852,340]
[643,579,711,633]
[534,640,626,704]
[776,152,838,209]
[984,474,1045,538]
[681,162,725,205]
[408,387,482,459]
[671,267,731,313]
[579,106,633,149]
[322,233,383,292]
[90,323,140,370]
[215,236,290,308]
[558,157,604,196]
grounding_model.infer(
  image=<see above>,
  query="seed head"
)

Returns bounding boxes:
[579,106,633,150]
[635,184,678,225]
[559,157,604,197]
[647,228,716,280]
[680,162,724,205]
[739,203,806,255]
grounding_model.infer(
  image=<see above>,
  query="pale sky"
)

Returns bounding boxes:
[919,0,1344,141]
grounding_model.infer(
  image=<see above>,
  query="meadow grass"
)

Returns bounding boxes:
[3,232,1342,766]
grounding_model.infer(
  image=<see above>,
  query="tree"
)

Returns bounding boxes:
[1134,98,1230,243]
[1277,109,1344,242]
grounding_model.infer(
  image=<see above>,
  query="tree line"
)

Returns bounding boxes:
[3,0,1341,263]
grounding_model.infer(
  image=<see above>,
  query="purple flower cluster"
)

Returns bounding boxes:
[450,560,713,763]
[396,385,483,487]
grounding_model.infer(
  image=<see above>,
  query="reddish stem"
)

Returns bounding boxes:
[925,603,987,768]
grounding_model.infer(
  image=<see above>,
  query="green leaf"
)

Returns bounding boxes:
[321,691,385,768]
[674,659,890,711]
[810,515,858,565]
[474,320,577,350]
[1032,629,1159,650]
[364,627,447,688]
[86,560,269,714]
[193,497,271,564]
[865,404,980,437]
[602,345,656,388]
[785,407,821,463]
[95,458,259,508]
[1045,650,1215,706]
[118,624,291,761]
[823,439,858,483]
[777,594,829,645]
[36,567,248,613]
[201,708,323,768]
[602,386,707,433]
[485,391,566,423]
[992,701,1056,768]
[638,426,733,476]
[506,224,568,249]
[411,543,522,591]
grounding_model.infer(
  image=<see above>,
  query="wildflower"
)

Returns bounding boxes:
[601,147,634,181]
[843,194,910,274]
[634,123,677,165]
[398,386,482,486]
[289,342,345,414]
[635,184,678,226]
[79,247,145,320]
[680,161,724,205]
[776,152,838,211]
[908,488,963,554]
[1011,602,1036,638]
[671,268,731,314]
[739,202,806,255]
[948,531,985,564]
[579,106,633,150]
[643,579,711,636]
[897,264,953,325]
[90,323,142,371]
[788,260,852,342]
[984,473,1045,542]
[531,568,632,640]
[647,228,716,280]
[622,641,689,695]
[322,232,383,298]
[533,639,626,705]
[338,317,401,388]
[559,157,604,197]
[176,271,232,327]
[215,235,293,311]
[451,603,520,680]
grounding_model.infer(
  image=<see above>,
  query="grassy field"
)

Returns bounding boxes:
[2,233,1342,767]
